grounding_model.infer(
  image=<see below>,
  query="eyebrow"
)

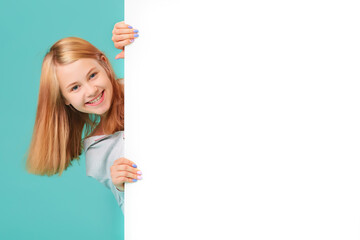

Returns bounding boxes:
[65,67,97,89]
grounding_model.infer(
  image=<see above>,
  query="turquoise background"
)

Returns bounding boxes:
[0,0,125,239]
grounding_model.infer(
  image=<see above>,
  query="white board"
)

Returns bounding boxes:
[124,1,360,239]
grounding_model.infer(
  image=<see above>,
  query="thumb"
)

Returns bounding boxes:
[115,50,125,59]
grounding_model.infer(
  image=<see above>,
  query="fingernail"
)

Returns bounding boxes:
[133,179,137,182]
[134,29,139,33]
[134,34,139,38]
[128,26,133,29]
[132,164,137,168]
[137,171,142,175]
[130,39,134,42]
[137,176,143,180]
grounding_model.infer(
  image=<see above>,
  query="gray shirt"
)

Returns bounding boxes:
[83,131,125,212]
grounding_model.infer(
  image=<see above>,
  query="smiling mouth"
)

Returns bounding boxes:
[86,90,104,105]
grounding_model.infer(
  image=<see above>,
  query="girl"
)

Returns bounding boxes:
[26,21,140,210]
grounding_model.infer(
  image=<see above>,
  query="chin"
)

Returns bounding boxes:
[97,107,111,117]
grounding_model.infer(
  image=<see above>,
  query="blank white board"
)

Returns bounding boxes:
[124,1,360,239]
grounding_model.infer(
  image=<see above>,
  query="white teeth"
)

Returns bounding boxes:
[88,92,103,104]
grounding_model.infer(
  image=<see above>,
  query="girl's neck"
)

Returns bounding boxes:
[91,119,106,137]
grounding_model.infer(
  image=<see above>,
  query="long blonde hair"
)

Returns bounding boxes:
[26,37,124,176]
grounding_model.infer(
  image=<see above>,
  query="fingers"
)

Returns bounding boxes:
[111,157,143,183]
[112,33,138,42]
[111,157,142,191]
[112,28,138,35]
[113,39,134,49]
[112,21,139,54]
[113,171,143,181]
[112,168,142,181]
[113,176,138,185]
[113,21,132,30]
[115,51,124,60]
[113,157,137,167]
[113,163,141,175]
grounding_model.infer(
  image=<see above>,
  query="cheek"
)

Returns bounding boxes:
[65,95,82,107]
[61,94,70,105]
[108,88,114,103]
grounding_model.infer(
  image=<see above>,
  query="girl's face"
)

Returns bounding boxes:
[57,58,113,116]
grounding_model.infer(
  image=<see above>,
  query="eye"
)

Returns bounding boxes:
[90,72,97,79]
[71,85,80,91]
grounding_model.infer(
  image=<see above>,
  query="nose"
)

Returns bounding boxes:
[85,83,99,99]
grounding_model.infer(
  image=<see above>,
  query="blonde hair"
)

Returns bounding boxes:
[26,37,124,176]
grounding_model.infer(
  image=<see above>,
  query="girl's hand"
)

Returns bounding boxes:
[112,21,139,59]
[110,157,142,191]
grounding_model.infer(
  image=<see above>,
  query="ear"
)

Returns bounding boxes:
[64,99,70,105]
[100,54,108,63]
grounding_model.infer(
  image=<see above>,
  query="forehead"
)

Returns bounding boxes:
[56,58,101,87]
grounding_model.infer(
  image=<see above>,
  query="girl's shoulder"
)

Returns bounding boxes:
[83,130,123,153]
